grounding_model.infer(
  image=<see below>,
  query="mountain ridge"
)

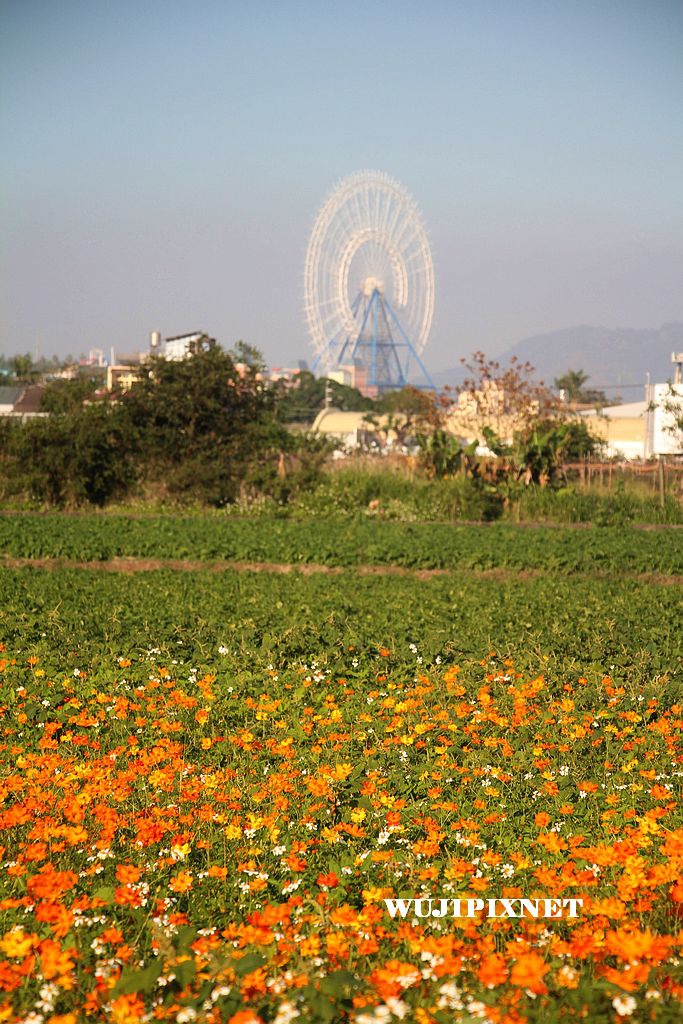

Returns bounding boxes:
[430,322,683,394]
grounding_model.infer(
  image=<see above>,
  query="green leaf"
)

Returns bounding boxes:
[175,959,196,988]
[319,970,360,996]
[175,925,198,952]
[232,952,267,976]
[113,958,163,996]
[92,885,114,904]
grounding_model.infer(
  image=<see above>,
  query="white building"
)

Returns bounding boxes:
[645,383,683,457]
[164,333,205,361]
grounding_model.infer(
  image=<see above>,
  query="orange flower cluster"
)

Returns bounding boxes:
[0,650,680,1022]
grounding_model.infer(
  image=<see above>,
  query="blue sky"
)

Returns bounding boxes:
[2,0,682,371]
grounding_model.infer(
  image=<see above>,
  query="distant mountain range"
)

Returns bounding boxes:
[430,322,683,397]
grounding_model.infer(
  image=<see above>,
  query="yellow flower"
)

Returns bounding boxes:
[0,927,35,959]
[362,886,390,902]
[170,842,191,861]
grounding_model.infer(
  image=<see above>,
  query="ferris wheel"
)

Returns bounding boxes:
[304,170,435,393]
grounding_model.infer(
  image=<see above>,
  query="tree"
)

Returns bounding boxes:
[554,369,608,406]
[0,341,327,507]
[272,372,374,424]
[120,344,287,502]
[9,354,40,384]
[363,387,436,450]
[2,405,135,506]
[229,340,266,371]
[511,418,601,487]
[457,351,560,439]
[40,376,101,414]
[412,353,602,488]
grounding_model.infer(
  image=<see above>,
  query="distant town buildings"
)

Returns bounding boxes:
[106,365,142,391]
[2,336,681,460]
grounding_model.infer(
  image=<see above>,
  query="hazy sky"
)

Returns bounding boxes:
[2,0,682,371]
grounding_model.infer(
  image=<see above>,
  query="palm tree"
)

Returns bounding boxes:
[554,369,589,403]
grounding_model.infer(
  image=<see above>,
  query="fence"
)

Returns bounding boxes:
[563,459,683,503]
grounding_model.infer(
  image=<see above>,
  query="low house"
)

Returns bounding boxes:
[579,401,648,460]
[106,365,142,392]
[580,385,683,459]
[0,385,47,420]
[311,408,407,450]
[0,387,23,416]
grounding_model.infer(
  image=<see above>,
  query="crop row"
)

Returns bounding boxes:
[0,567,680,683]
[0,515,682,573]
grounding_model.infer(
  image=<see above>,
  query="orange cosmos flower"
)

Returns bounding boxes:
[330,905,358,927]
[509,952,549,994]
[0,928,37,959]
[306,777,331,797]
[556,965,580,989]
[537,831,568,853]
[115,864,141,885]
[585,896,624,920]
[38,938,77,985]
[110,994,146,1024]
[369,960,421,999]
[670,882,683,902]
[27,866,77,901]
[316,872,339,888]
[326,932,350,960]
[34,902,73,939]
[285,853,306,872]
[600,963,650,991]
[114,886,144,908]
[478,953,508,987]
[169,871,193,893]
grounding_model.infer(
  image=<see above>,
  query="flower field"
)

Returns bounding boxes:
[0,522,682,1023]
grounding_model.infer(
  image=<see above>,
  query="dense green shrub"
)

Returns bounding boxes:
[1,406,135,507]
[0,345,326,508]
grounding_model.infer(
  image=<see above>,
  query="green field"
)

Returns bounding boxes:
[0,566,681,682]
[0,514,681,573]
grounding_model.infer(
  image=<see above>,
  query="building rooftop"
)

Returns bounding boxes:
[13,385,46,414]
[0,386,23,407]
[581,400,647,419]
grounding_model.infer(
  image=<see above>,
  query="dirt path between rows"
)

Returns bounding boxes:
[1,556,681,586]
[0,510,681,529]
